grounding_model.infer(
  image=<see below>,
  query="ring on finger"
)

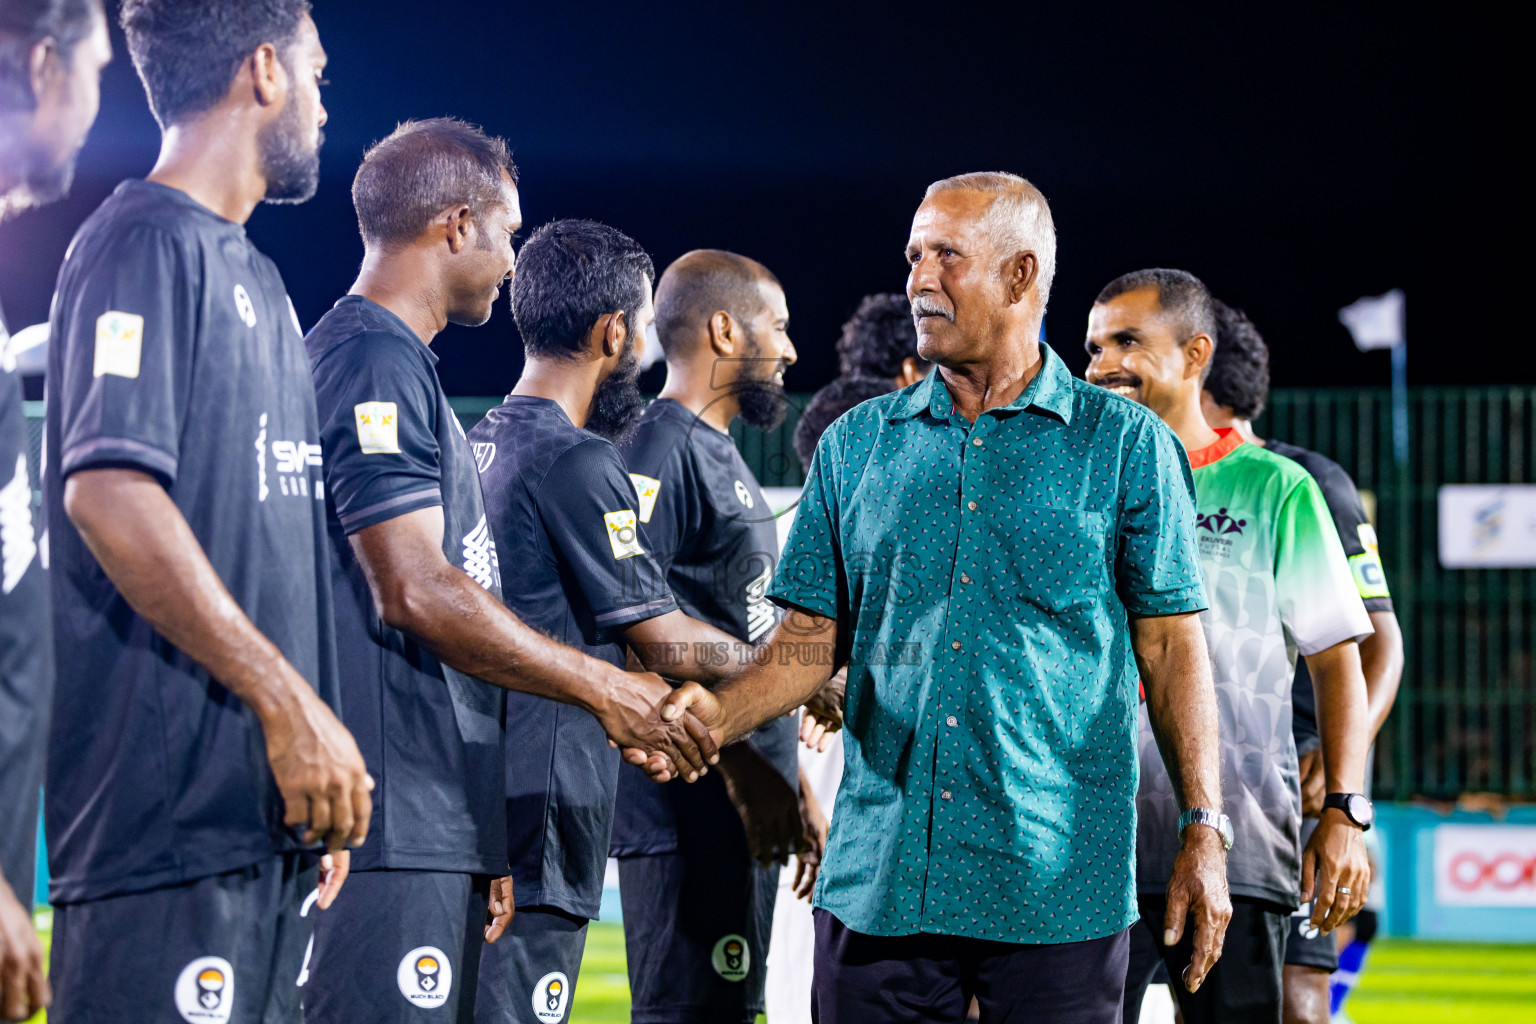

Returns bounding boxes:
[1338,887,1352,895]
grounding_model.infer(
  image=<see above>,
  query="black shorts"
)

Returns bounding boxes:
[811,909,1130,1024]
[48,853,317,1024]
[618,851,780,1024]
[304,869,491,1023]
[1284,820,1339,972]
[1123,894,1290,1024]
[473,904,589,1023]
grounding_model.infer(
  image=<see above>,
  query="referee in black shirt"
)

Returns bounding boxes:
[0,1,110,1019]
[1201,299,1404,1024]
[43,4,373,1021]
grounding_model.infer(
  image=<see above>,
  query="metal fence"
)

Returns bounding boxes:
[24,387,1536,800]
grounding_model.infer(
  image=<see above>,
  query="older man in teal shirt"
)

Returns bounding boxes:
[648,173,1232,1024]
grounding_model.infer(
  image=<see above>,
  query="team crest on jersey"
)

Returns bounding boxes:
[1,453,37,593]
[1196,507,1246,536]
[396,946,452,1007]
[354,401,401,454]
[233,284,257,328]
[603,509,644,560]
[711,934,750,982]
[531,972,570,1021]
[733,479,755,508]
[173,956,234,1023]
[93,310,143,379]
[629,473,660,523]
[473,442,496,473]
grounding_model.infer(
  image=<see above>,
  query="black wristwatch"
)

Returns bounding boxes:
[1323,792,1375,831]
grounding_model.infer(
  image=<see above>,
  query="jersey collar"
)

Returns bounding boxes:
[1186,426,1246,469]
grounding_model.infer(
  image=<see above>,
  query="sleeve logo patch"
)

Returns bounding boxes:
[354,401,400,454]
[603,509,644,560]
[629,473,660,523]
[93,311,143,379]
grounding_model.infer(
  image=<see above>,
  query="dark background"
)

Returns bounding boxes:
[0,2,1523,397]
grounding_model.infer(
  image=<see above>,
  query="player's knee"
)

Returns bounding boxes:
[1282,966,1331,1024]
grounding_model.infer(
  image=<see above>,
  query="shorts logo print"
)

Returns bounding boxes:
[531,971,570,1021]
[711,934,750,982]
[173,955,234,1023]
[396,946,453,1008]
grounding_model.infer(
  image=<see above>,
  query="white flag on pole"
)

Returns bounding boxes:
[1338,289,1405,352]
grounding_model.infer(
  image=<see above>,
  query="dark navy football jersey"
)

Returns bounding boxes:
[43,180,340,902]
[1267,440,1394,751]
[609,399,798,858]
[469,395,676,917]
[0,298,50,912]
[307,295,507,875]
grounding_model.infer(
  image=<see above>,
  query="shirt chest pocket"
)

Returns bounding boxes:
[991,504,1109,614]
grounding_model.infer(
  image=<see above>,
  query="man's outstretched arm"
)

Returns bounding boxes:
[1133,610,1231,995]
[636,608,841,771]
[349,507,717,780]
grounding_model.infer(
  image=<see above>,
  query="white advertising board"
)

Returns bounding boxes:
[1437,485,1536,568]
[1433,824,1536,907]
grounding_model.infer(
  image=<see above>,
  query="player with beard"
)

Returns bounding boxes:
[42,3,373,1021]
[1200,300,1402,1024]
[468,223,758,1021]
[609,249,827,1024]
[0,2,109,1019]
[1086,269,1375,1024]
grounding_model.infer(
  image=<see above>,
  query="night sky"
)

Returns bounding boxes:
[0,2,1521,398]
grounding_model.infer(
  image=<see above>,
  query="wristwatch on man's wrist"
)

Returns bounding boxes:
[1177,808,1234,850]
[1323,792,1375,831]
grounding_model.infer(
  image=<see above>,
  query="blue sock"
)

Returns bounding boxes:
[1330,939,1369,1016]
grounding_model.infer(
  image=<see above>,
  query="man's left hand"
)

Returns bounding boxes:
[1162,826,1232,993]
[1302,810,1370,933]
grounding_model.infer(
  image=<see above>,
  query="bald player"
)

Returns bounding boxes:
[610,250,822,1024]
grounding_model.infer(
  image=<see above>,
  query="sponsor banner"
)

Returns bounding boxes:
[1433,824,1536,908]
[1438,485,1536,568]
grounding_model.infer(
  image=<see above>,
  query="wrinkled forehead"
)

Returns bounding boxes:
[907,189,995,249]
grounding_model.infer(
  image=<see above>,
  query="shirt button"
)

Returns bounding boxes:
[941,790,953,801]
[951,640,962,651]
[945,715,958,727]
[960,573,972,584]
[967,500,978,511]
[972,437,984,447]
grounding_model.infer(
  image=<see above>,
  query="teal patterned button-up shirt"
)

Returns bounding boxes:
[770,343,1206,943]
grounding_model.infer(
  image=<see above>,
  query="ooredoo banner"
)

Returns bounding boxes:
[1433,824,1536,908]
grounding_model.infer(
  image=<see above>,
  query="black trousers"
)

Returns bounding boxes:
[1122,894,1289,1024]
[811,909,1129,1024]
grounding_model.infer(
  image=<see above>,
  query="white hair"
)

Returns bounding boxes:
[923,171,1056,308]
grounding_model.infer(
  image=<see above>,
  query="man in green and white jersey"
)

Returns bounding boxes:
[1086,269,1374,1024]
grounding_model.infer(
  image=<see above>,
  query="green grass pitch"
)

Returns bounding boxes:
[23,911,1535,1023]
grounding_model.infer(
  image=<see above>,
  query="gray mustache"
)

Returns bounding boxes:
[911,297,954,323]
